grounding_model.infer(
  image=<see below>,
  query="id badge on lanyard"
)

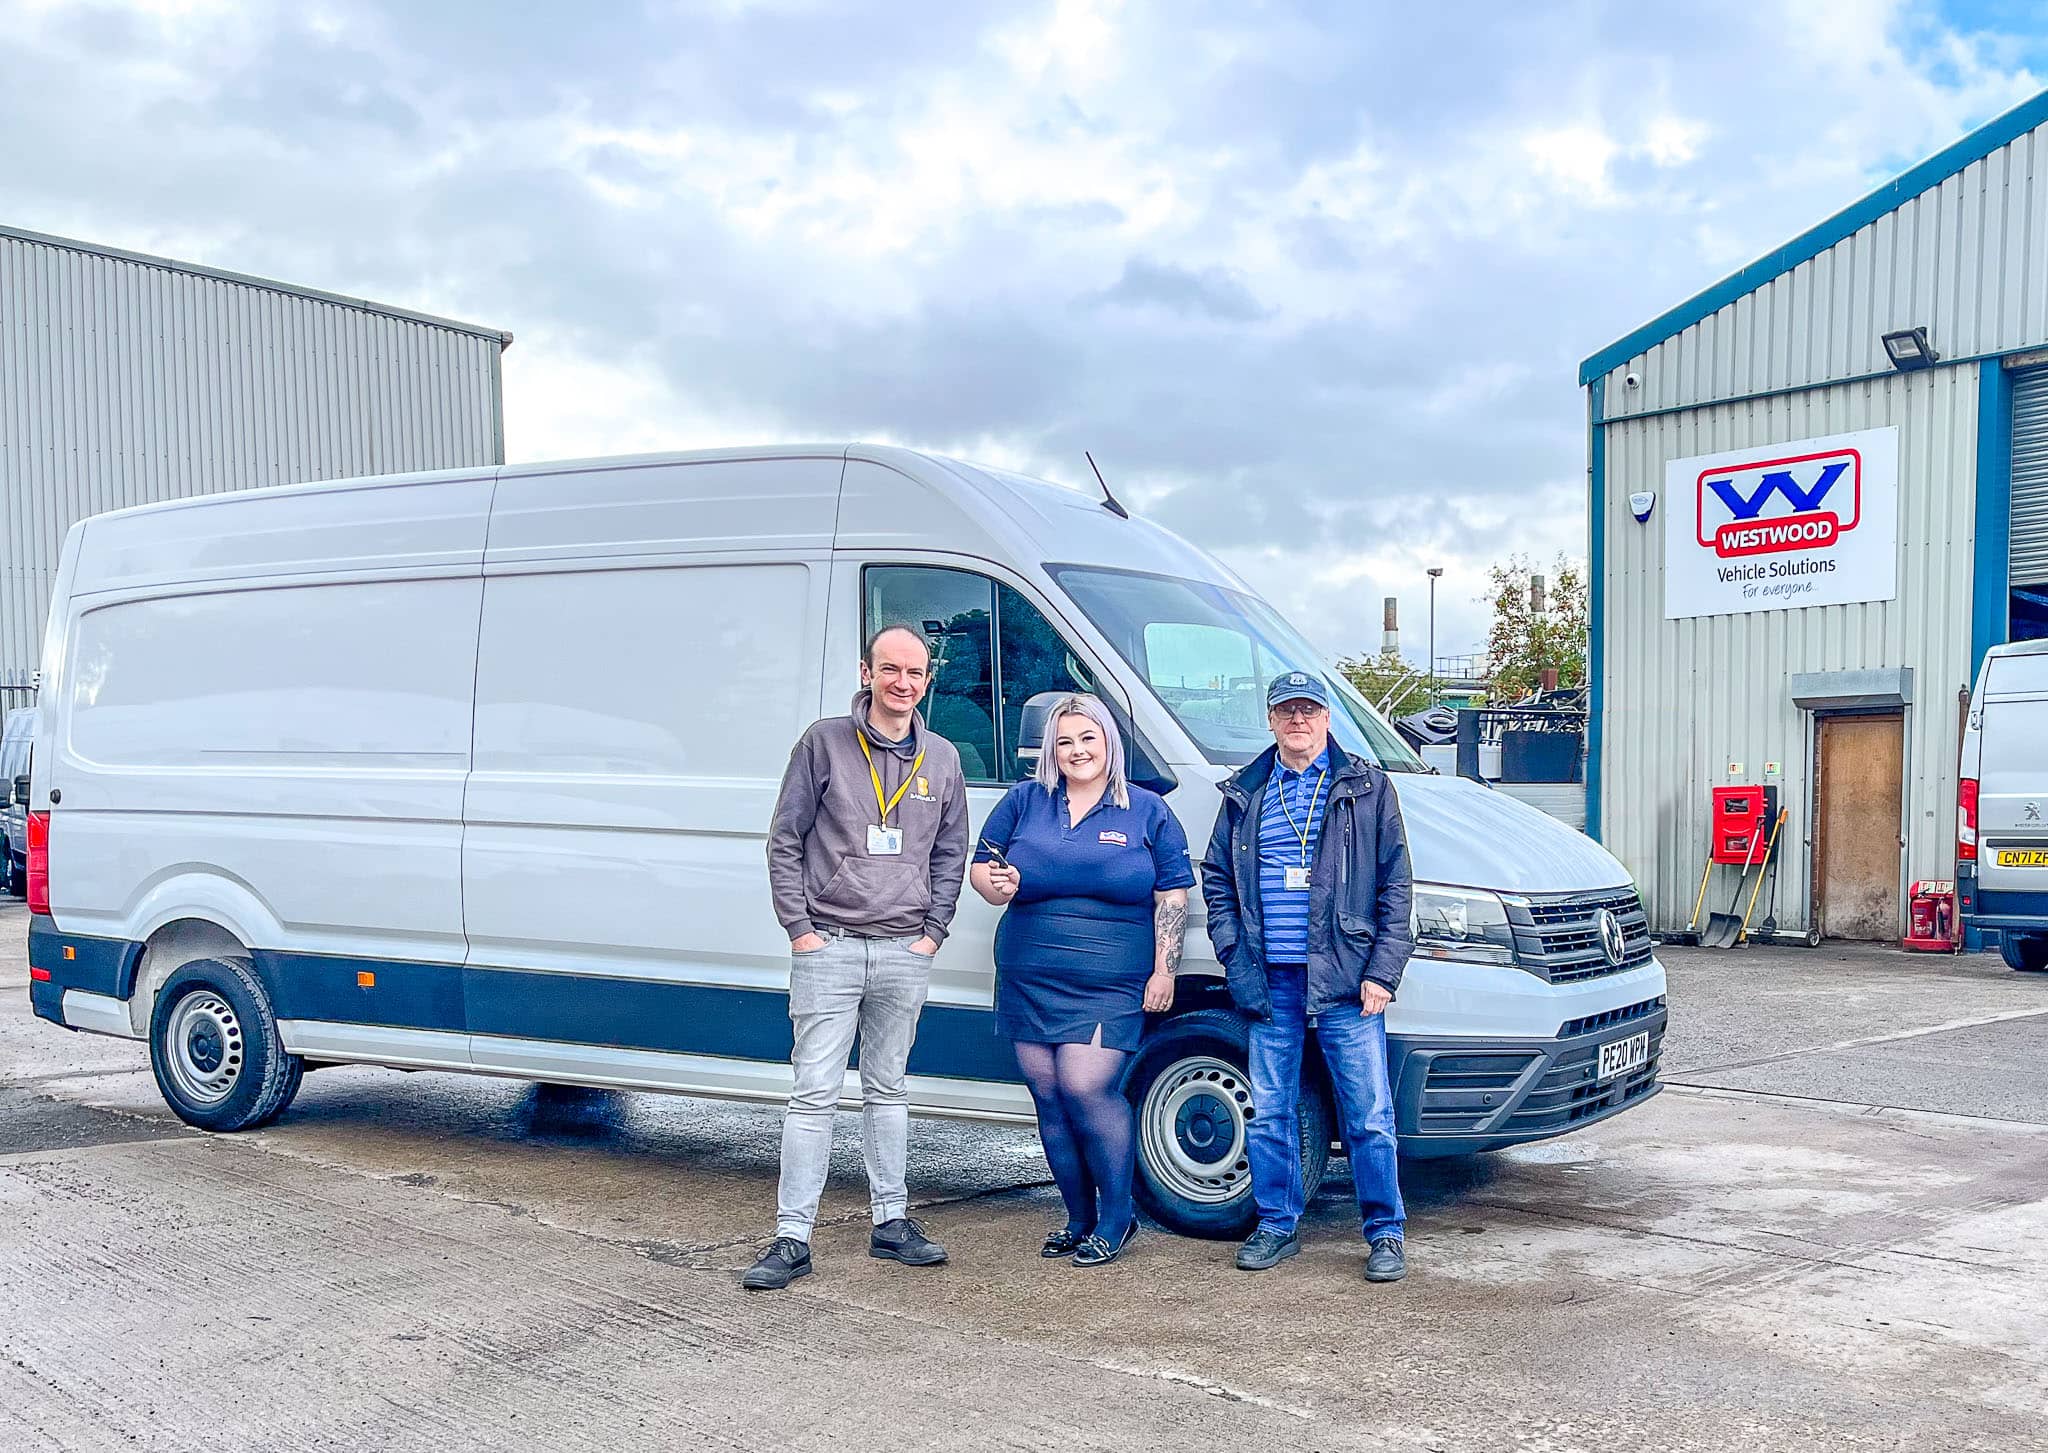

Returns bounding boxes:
[859,732,924,859]
[1280,767,1326,892]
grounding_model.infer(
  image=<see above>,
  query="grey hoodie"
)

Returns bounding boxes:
[767,690,970,944]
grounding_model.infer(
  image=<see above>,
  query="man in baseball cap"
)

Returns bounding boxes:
[1200,668,1415,1283]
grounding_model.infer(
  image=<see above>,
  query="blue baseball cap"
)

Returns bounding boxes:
[1266,671,1329,710]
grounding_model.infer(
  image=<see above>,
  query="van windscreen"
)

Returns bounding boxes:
[1052,565,1426,771]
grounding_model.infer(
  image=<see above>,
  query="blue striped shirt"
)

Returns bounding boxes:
[1257,745,1331,963]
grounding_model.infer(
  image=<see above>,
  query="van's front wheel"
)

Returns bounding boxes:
[1129,1008,1330,1240]
[150,957,304,1131]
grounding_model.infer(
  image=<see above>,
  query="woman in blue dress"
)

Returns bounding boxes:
[970,693,1194,1267]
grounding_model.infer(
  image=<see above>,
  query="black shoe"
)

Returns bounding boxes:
[741,1236,812,1290]
[1072,1221,1138,1268]
[1364,1236,1407,1283]
[871,1216,948,1266]
[1234,1226,1300,1271]
[1041,1225,1090,1258]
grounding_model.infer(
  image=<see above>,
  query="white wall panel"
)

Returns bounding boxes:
[0,227,506,679]
[1598,368,1978,936]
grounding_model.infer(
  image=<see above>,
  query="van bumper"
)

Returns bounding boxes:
[1389,999,1667,1159]
[26,915,143,1032]
[1959,865,2048,933]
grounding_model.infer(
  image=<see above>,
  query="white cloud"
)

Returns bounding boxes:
[0,0,2041,674]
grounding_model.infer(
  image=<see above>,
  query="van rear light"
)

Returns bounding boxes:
[1958,778,1979,863]
[26,810,49,915]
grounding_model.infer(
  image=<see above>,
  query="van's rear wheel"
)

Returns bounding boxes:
[2001,932,2048,973]
[150,957,304,1131]
[1129,1008,1330,1240]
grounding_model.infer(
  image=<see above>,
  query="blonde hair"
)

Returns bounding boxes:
[1035,693,1130,809]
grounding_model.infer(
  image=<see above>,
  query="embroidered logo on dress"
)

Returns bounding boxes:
[1099,830,1128,846]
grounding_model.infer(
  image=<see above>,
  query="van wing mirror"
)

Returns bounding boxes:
[1013,692,1067,770]
[11,775,27,808]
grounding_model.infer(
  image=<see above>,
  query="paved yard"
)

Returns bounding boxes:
[2,898,2045,1451]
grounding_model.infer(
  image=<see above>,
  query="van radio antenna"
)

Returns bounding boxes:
[1085,451,1129,519]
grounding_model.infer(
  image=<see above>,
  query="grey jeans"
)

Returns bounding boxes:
[775,930,933,1240]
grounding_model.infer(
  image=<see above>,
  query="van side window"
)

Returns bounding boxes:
[865,567,1161,787]
[866,567,999,781]
[995,583,1098,758]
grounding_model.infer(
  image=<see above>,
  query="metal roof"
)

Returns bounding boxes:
[0,221,514,347]
[1579,87,2048,387]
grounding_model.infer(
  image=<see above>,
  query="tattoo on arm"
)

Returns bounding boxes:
[1155,896,1187,975]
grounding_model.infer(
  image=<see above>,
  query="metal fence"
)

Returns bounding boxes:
[1455,707,1588,784]
[0,666,35,718]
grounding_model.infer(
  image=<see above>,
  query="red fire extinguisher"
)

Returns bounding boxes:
[1903,880,1957,953]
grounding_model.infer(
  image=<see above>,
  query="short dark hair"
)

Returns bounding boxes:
[863,623,931,668]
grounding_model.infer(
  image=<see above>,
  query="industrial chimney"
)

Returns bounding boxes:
[1382,597,1399,656]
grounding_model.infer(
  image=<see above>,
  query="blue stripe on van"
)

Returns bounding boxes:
[27,915,140,999]
[235,947,1023,1085]
[464,968,1021,1084]
[253,948,468,1033]
[33,929,1023,1085]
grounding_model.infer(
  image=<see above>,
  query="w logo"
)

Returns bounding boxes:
[1707,461,1850,519]
[1696,447,1863,558]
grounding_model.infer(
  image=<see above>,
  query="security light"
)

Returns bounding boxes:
[1881,327,1938,372]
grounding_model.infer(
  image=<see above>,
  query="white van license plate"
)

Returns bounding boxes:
[1994,848,2048,868]
[1597,1032,1649,1083]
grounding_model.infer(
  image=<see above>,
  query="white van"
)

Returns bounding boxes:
[25,445,1667,1236]
[1958,637,2048,973]
[1,705,34,897]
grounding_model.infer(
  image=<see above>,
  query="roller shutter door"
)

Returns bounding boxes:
[2014,368,2048,587]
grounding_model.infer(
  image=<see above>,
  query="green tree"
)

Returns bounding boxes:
[1484,554,1587,701]
[1337,646,1435,718]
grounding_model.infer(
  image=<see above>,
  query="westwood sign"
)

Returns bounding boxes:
[1664,427,1898,619]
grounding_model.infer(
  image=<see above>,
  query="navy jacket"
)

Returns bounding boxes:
[1200,741,1415,1021]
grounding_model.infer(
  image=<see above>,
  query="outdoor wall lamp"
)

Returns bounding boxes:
[1881,327,1938,372]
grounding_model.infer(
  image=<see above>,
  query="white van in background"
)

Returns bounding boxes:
[25,445,1667,1237]
[1959,637,2048,973]
[1,705,34,898]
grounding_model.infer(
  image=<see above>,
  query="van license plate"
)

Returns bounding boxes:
[1597,1032,1649,1083]
[1994,849,2048,868]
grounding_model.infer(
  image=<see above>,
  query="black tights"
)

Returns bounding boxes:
[1013,1036,1136,1242]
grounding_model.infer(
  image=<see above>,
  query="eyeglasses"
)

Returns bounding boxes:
[1270,703,1327,722]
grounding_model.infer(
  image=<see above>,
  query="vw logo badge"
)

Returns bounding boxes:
[1597,908,1626,966]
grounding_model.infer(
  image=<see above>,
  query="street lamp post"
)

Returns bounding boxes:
[1426,567,1444,706]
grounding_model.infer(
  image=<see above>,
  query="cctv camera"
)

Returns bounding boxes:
[1623,372,1641,389]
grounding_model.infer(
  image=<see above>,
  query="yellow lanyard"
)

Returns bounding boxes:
[857,732,927,828]
[1278,767,1328,867]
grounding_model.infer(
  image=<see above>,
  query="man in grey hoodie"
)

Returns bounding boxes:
[743,624,971,1290]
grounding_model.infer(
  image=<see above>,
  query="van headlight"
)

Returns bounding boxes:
[1411,884,1518,967]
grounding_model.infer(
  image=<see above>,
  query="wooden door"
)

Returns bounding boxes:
[1816,713,1904,941]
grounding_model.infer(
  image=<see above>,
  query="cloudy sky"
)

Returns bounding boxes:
[6,0,2045,662]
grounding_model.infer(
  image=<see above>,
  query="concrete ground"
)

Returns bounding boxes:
[2,898,2046,1452]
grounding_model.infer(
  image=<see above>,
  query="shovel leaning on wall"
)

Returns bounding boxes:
[1700,816,1767,949]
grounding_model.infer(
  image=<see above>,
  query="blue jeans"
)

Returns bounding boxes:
[1246,965,1406,1242]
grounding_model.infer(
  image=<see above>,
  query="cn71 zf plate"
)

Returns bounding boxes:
[1597,1032,1650,1083]
[1994,848,2048,868]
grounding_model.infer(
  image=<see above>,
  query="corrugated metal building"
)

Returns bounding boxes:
[0,224,510,694]
[1581,89,2048,942]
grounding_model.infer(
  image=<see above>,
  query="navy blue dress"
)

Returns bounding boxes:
[975,782,1196,1052]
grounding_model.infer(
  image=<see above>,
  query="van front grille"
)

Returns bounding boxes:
[1506,888,1654,983]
